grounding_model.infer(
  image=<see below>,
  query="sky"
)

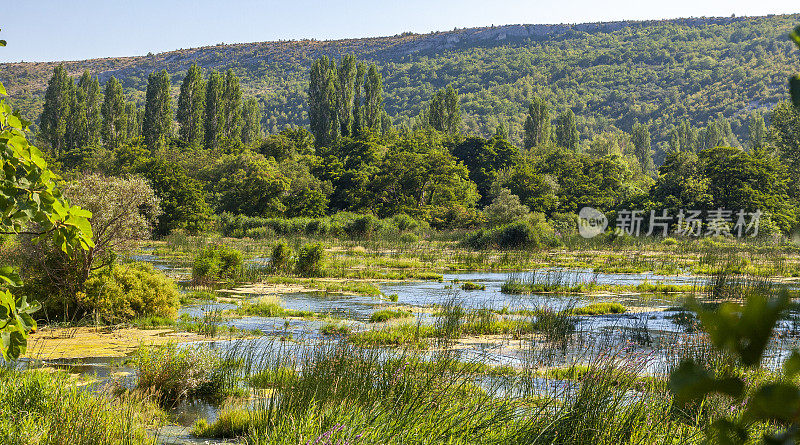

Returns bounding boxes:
[1,0,797,62]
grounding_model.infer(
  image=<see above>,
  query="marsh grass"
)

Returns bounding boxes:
[0,366,164,445]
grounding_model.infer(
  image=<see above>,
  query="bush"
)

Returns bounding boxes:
[270,242,292,274]
[295,243,325,277]
[399,233,419,243]
[345,215,380,239]
[192,245,243,285]
[81,262,180,324]
[465,213,559,250]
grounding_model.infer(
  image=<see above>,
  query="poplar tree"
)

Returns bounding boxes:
[177,64,205,147]
[125,102,143,141]
[336,54,357,136]
[748,111,766,152]
[39,64,73,156]
[101,76,127,148]
[363,64,384,131]
[221,69,242,142]
[443,84,461,135]
[72,71,102,149]
[631,120,653,172]
[555,109,579,151]
[142,70,173,150]
[523,97,550,149]
[308,56,338,147]
[204,71,224,149]
[352,62,366,136]
[240,97,263,145]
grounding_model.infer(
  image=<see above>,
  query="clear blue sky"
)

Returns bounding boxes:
[1,0,796,62]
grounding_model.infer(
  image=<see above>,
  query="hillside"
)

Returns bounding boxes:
[2,14,799,147]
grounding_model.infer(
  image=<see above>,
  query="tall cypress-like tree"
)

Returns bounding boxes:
[142,70,173,150]
[352,62,366,136]
[71,71,101,149]
[125,102,143,142]
[39,64,74,156]
[240,97,263,145]
[177,64,205,147]
[101,76,127,148]
[555,109,579,151]
[443,84,461,135]
[748,111,766,152]
[221,69,242,142]
[363,64,384,131]
[631,120,653,172]
[308,56,338,147]
[336,54,357,137]
[204,71,224,149]
[523,97,550,149]
[428,85,461,135]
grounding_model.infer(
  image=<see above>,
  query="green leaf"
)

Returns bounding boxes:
[669,360,744,404]
[784,350,800,377]
[791,76,800,109]
[0,82,6,96]
[743,383,800,423]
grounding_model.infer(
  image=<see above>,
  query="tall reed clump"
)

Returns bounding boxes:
[132,343,239,406]
[295,243,325,277]
[269,241,292,274]
[191,337,704,444]
[0,366,163,444]
[192,244,244,286]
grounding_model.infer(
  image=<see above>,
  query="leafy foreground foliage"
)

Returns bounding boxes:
[0,30,93,359]
[0,366,162,444]
[669,282,800,444]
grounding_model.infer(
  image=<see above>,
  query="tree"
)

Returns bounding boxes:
[69,71,102,150]
[1,62,94,358]
[483,188,531,227]
[631,121,654,173]
[748,111,766,152]
[240,97,263,145]
[176,64,205,147]
[769,101,800,196]
[221,69,242,142]
[336,54,357,137]
[308,56,338,147]
[429,85,461,135]
[352,62,366,136]
[101,76,127,148]
[204,70,224,149]
[363,64,384,131]
[39,64,73,157]
[523,97,550,149]
[451,136,518,206]
[21,174,161,320]
[205,151,290,217]
[125,101,143,141]
[554,109,579,151]
[138,158,213,235]
[142,70,172,150]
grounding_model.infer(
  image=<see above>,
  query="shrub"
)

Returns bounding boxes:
[483,188,530,227]
[270,242,292,274]
[295,243,325,277]
[399,233,419,243]
[465,214,559,250]
[192,245,243,284]
[390,213,418,231]
[81,262,180,324]
[345,215,380,239]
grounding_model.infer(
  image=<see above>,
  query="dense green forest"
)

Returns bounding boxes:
[3,14,800,156]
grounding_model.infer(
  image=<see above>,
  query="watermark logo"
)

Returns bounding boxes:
[578,207,608,239]
[577,207,764,238]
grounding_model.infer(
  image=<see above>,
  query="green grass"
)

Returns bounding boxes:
[320,323,353,336]
[350,323,435,348]
[460,281,486,291]
[234,296,316,318]
[569,302,627,316]
[369,309,413,323]
[0,367,164,444]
